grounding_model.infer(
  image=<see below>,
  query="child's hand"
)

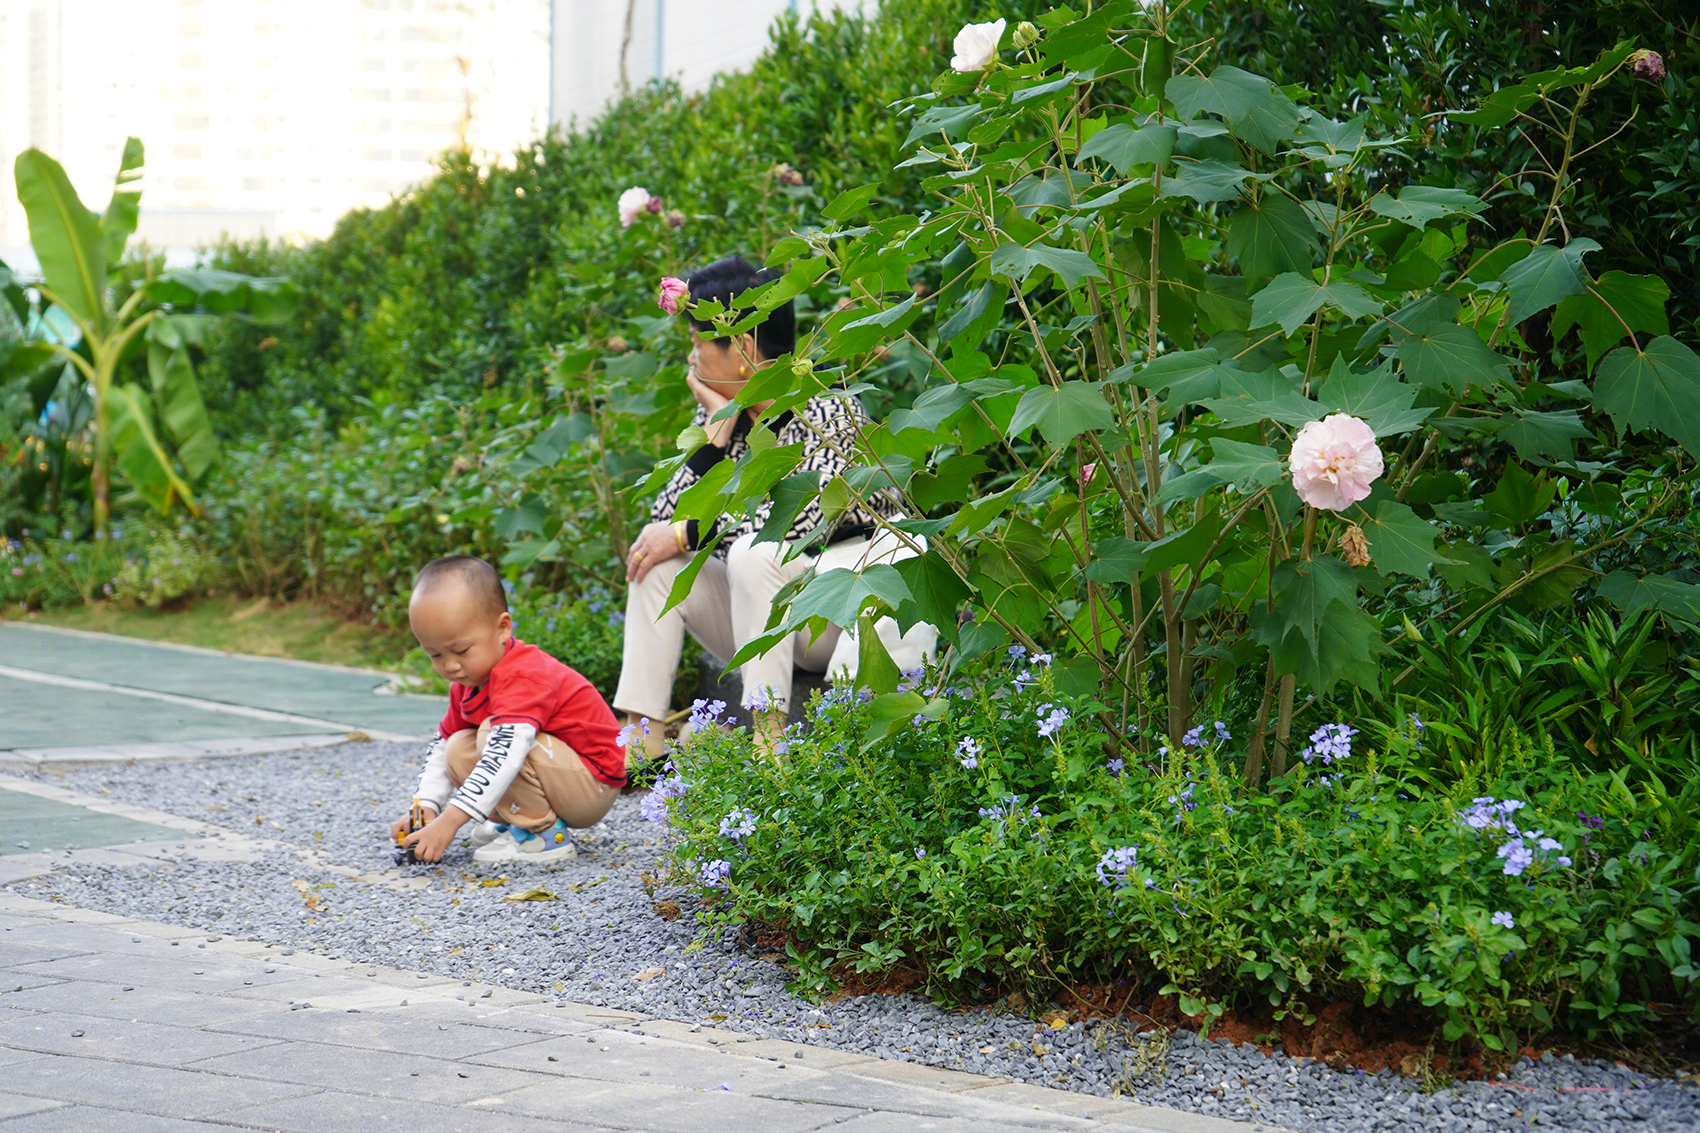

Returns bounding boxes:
[390,807,437,845]
[403,812,461,863]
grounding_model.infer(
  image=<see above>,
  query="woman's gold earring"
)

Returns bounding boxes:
[739,364,751,378]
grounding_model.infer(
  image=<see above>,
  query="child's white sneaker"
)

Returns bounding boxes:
[472,819,577,863]
[467,821,507,847]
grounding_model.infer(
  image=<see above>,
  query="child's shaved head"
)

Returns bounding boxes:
[413,555,507,618]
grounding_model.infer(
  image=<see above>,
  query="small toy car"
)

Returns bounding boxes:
[393,799,428,865]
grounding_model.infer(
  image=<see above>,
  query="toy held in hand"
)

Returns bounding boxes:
[393,799,428,865]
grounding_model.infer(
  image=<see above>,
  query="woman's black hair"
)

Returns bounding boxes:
[685,255,796,360]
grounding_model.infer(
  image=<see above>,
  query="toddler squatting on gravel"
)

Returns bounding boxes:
[391,555,628,864]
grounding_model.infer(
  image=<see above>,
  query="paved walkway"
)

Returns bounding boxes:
[0,626,1285,1133]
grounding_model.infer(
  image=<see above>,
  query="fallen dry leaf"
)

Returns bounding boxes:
[980,1045,996,1055]
[477,877,510,888]
[631,967,665,982]
[1039,1009,1068,1030]
[290,879,322,912]
[503,888,558,903]
[653,900,682,921]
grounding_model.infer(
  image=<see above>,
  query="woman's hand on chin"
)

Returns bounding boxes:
[626,520,684,584]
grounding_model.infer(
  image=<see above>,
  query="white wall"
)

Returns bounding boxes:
[549,0,871,131]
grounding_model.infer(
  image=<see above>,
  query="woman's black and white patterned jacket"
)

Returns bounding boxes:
[649,390,900,559]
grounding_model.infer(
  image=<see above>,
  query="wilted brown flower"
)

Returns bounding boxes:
[1340,523,1372,569]
[606,335,629,354]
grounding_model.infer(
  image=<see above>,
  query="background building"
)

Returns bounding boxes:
[1,0,864,266]
[0,0,551,257]
[549,0,866,132]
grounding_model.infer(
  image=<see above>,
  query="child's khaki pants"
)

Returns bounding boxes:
[445,723,619,831]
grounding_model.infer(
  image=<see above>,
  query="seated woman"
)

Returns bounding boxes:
[612,255,935,756]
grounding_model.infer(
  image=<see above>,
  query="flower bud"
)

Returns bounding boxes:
[1013,21,1039,50]
[606,335,629,354]
[646,196,663,214]
[1630,49,1665,84]
[666,209,686,228]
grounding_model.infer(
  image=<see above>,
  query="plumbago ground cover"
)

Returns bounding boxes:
[639,3,1700,1065]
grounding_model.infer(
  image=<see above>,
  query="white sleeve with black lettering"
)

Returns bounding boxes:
[414,734,453,814]
[447,722,537,823]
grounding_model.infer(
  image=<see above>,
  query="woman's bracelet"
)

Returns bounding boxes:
[673,521,689,553]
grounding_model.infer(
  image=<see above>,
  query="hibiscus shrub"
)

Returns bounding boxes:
[661,2,1700,786]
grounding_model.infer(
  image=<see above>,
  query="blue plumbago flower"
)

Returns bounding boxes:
[1408,712,1424,733]
[1298,722,1358,765]
[719,807,757,840]
[1011,668,1039,692]
[773,739,790,755]
[587,600,604,613]
[1214,720,1232,742]
[897,666,926,692]
[1095,845,1139,888]
[640,776,685,823]
[957,736,982,769]
[1498,838,1536,877]
[614,717,651,749]
[914,847,926,859]
[699,859,731,889]
[1007,644,1027,663]
[1036,703,1070,738]
[607,611,625,627]
[1106,757,1125,777]
[689,698,729,728]
[1168,781,1197,812]
[744,687,773,713]
[1031,652,1052,667]
[1181,725,1203,748]
[1459,797,1526,835]
[1491,910,1515,929]
[978,794,1040,826]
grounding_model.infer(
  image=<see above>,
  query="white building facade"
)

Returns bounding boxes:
[1,0,551,253]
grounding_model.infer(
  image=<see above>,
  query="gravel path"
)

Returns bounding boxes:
[12,739,1699,1133]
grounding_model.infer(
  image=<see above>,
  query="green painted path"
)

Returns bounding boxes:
[0,788,188,857]
[0,624,441,751]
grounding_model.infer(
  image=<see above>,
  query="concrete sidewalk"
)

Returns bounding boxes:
[0,897,1281,1133]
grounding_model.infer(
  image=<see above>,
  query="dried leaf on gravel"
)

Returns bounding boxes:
[631,967,665,981]
[653,900,682,920]
[290,879,322,911]
[476,876,510,888]
[503,888,558,902]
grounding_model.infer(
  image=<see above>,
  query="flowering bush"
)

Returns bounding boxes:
[648,661,1700,1055]
[113,521,213,609]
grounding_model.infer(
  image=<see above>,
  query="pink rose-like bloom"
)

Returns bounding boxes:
[1081,462,1097,486]
[657,277,689,315]
[1288,413,1384,511]
[617,186,651,228]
